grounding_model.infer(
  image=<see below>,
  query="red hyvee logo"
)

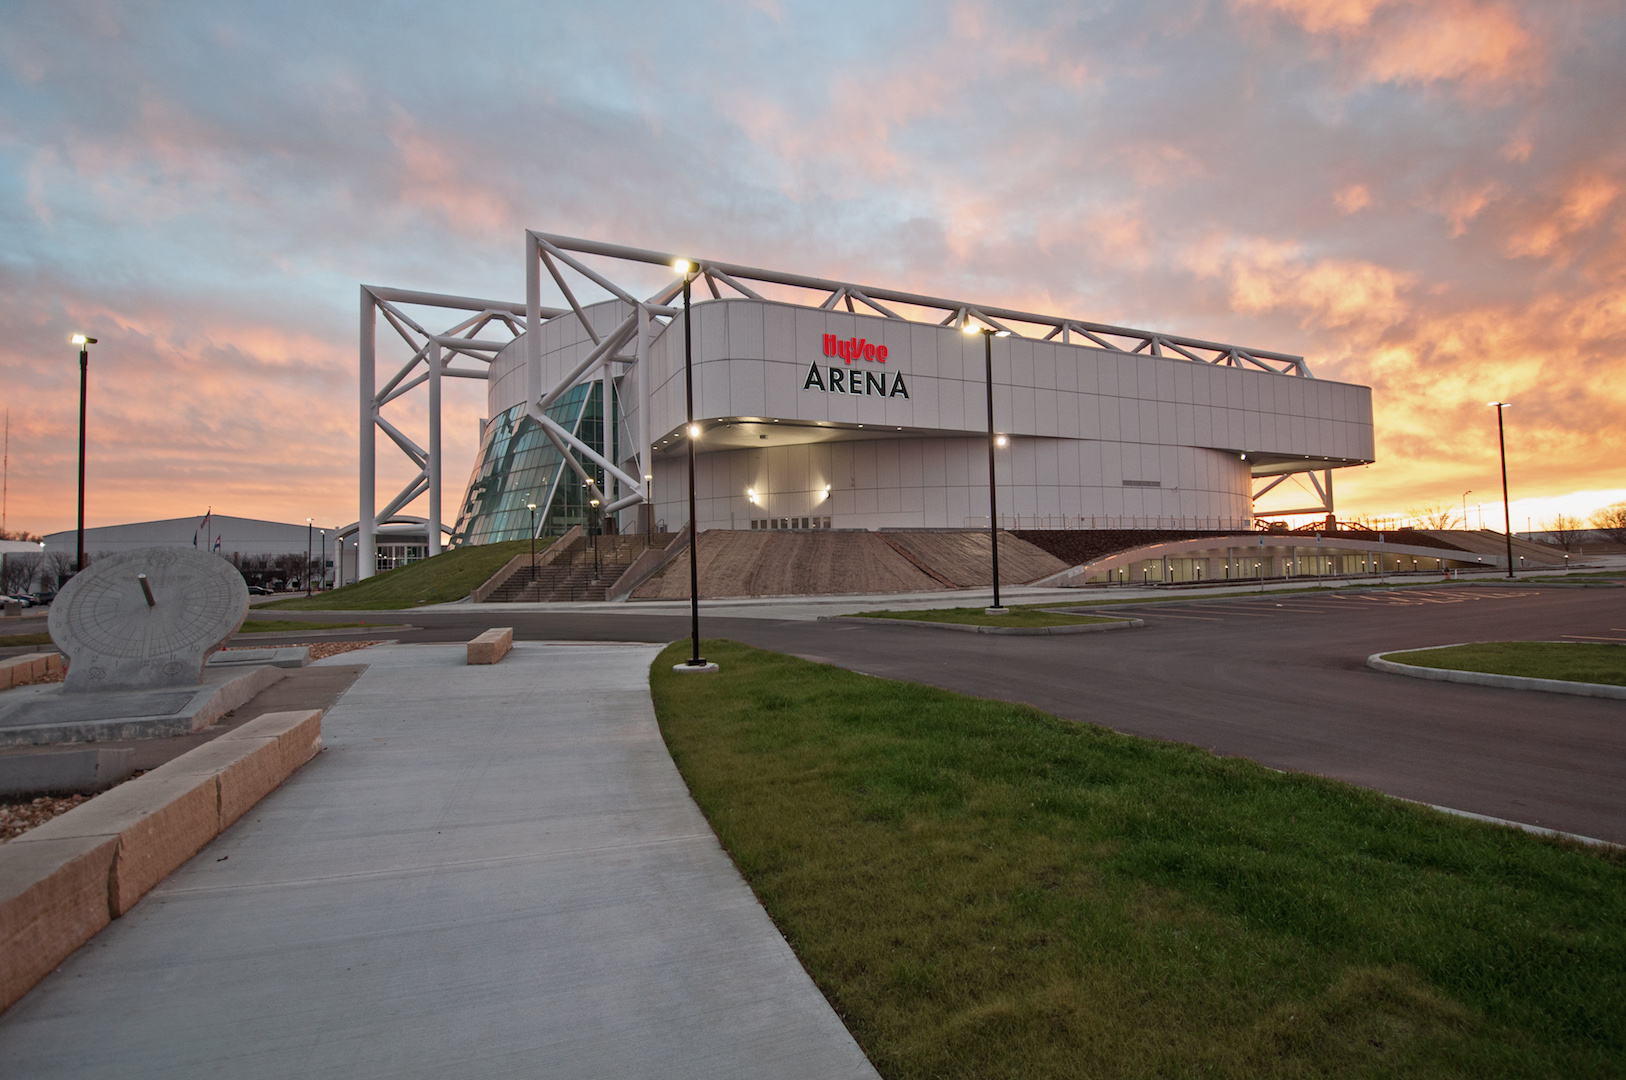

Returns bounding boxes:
[824,334,887,364]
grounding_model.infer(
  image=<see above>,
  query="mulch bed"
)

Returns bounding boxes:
[0,793,91,842]
[307,640,382,660]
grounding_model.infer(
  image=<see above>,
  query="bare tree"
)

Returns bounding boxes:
[1,553,41,594]
[272,552,310,591]
[43,553,76,589]
[1406,502,1460,529]
[235,553,277,589]
[1546,513,1586,551]
[1592,502,1626,546]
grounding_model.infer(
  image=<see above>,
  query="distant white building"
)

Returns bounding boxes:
[43,514,345,585]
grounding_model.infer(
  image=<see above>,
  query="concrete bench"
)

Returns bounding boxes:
[467,627,513,665]
[0,653,63,691]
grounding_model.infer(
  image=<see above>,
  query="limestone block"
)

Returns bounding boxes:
[1,656,29,689]
[0,834,118,1013]
[25,771,222,916]
[216,710,322,828]
[0,653,64,690]
[467,627,514,665]
[223,709,322,776]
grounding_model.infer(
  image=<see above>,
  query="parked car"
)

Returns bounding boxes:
[31,590,56,606]
[246,585,270,595]
[4,594,33,608]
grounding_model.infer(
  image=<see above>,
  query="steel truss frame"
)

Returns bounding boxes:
[360,233,1323,576]
[358,285,565,579]
[526,232,1313,377]
[1252,468,1336,525]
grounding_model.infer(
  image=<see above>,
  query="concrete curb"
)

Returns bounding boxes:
[0,708,322,1014]
[821,615,1143,636]
[1366,650,1626,700]
[0,653,62,691]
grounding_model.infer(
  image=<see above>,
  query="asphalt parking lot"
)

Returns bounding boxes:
[240,583,1626,844]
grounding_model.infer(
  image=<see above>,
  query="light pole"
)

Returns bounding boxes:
[1488,402,1514,579]
[320,529,327,590]
[526,500,537,579]
[306,518,313,595]
[673,259,714,671]
[964,323,1010,614]
[589,497,601,577]
[1461,490,1472,532]
[70,334,96,574]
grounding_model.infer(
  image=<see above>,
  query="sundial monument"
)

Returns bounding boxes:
[49,547,249,693]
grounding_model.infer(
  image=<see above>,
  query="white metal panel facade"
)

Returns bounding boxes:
[481,296,1372,533]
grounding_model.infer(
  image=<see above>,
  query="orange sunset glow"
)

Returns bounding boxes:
[1,0,1622,538]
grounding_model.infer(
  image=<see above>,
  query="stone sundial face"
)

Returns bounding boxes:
[49,547,249,693]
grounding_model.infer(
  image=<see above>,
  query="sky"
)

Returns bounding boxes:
[2,0,1623,538]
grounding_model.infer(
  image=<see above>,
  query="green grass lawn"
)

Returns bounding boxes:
[0,633,51,648]
[1383,642,1626,686]
[236,619,369,634]
[652,640,1624,1079]
[260,539,544,610]
[852,605,1124,628]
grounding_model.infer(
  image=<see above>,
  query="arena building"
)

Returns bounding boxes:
[354,234,1374,578]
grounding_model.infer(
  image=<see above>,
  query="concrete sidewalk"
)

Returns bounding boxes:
[0,643,878,1079]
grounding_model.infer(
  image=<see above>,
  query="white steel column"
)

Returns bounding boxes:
[638,302,652,533]
[601,356,613,514]
[359,287,377,580]
[526,231,542,407]
[428,339,442,557]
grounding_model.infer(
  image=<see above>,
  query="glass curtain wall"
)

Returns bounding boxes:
[448,382,610,545]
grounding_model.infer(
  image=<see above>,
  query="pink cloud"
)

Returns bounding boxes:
[1235,0,1545,95]
[1334,183,1372,214]
[1505,172,1620,261]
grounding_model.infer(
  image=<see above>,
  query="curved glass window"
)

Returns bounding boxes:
[449,382,610,545]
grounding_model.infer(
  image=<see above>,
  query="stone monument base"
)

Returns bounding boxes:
[206,646,312,671]
[0,666,285,748]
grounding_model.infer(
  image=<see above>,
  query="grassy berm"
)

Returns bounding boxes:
[261,539,542,610]
[652,641,1624,1079]
[1385,641,1626,686]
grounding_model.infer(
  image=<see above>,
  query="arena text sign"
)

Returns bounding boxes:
[804,335,908,397]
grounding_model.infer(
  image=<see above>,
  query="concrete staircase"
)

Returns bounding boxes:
[482,535,661,602]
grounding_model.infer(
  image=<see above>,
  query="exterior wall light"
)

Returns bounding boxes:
[687,423,701,439]
[995,435,1008,447]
